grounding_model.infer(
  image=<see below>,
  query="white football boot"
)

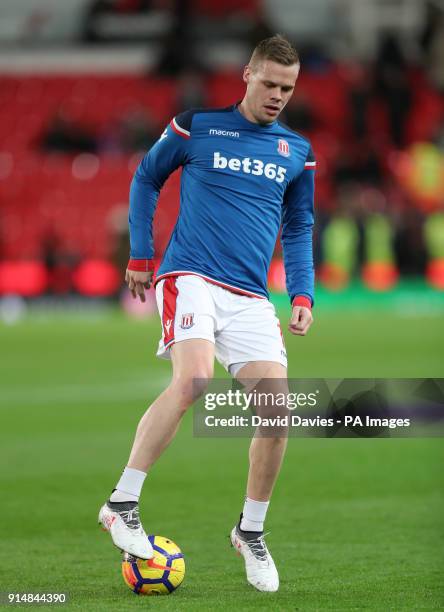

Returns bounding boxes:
[230,525,279,592]
[98,501,153,560]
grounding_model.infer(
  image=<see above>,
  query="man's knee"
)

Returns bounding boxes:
[251,433,288,451]
[170,364,213,412]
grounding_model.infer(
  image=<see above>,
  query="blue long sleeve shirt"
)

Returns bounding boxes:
[129,103,315,303]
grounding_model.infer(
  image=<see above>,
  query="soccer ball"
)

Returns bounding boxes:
[121,535,185,595]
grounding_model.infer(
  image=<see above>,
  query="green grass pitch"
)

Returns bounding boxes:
[1,300,443,610]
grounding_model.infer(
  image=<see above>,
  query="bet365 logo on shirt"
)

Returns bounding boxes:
[213,152,286,183]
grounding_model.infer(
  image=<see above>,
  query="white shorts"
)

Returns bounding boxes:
[155,275,287,374]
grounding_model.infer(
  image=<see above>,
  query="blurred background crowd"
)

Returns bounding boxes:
[0,0,443,301]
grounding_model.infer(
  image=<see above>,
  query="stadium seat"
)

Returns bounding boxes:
[0,261,48,296]
[72,259,121,296]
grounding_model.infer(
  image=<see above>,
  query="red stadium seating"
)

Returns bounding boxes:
[72,259,121,296]
[192,0,259,17]
[0,261,48,296]
[0,74,182,262]
[0,70,442,276]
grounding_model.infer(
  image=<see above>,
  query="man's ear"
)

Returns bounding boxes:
[242,65,250,84]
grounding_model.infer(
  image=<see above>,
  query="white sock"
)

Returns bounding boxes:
[240,497,270,532]
[109,489,139,503]
[109,467,147,503]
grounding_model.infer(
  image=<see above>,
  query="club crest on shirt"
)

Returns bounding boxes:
[277,139,290,157]
[180,313,194,329]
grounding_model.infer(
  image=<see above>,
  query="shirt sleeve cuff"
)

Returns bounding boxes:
[127,259,155,272]
[292,296,312,310]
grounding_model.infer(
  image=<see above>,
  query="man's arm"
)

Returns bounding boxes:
[281,147,316,335]
[126,114,192,301]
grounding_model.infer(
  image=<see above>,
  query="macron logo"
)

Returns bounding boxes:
[209,129,240,138]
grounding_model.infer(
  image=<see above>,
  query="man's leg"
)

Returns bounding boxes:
[245,362,288,499]
[237,361,288,515]
[99,339,214,558]
[230,360,288,592]
[127,339,215,472]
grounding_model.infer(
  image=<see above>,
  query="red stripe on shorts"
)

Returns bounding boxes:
[162,277,178,347]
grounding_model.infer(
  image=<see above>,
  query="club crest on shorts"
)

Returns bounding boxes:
[277,139,290,157]
[180,313,194,329]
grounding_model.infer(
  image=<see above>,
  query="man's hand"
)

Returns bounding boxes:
[125,269,154,303]
[288,306,313,336]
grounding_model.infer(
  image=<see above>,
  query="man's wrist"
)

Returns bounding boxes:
[292,296,312,310]
[127,259,155,272]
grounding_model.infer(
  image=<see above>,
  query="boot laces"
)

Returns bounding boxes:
[246,532,270,562]
[120,507,141,530]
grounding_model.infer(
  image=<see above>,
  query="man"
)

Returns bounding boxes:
[99,34,315,593]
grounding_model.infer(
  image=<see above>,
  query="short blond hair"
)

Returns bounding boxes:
[250,34,299,69]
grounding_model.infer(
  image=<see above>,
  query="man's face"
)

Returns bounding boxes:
[243,59,300,124]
